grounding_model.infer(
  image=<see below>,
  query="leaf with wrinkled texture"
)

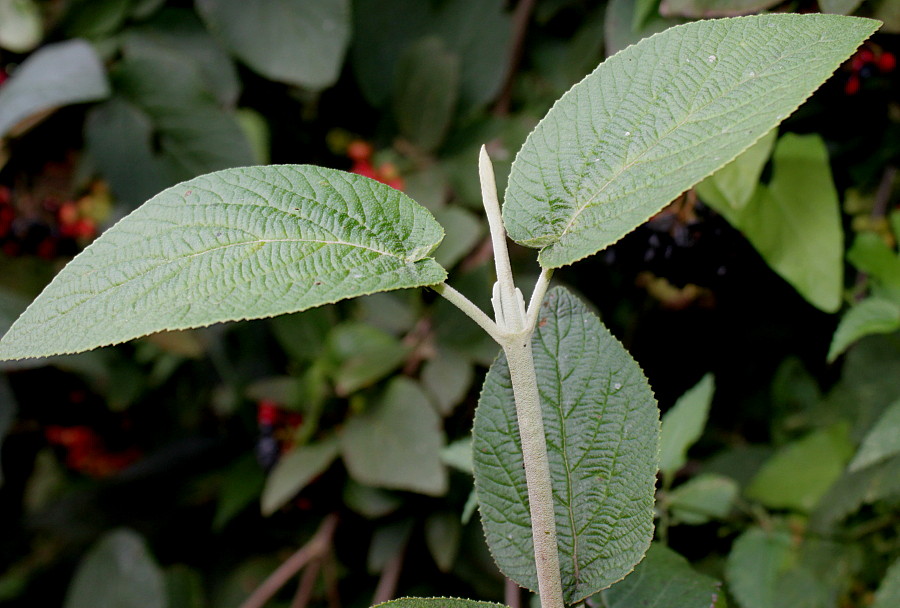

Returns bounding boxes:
[0,165,445,360]
[473,287,659,602]
[261,438,339,515]
[341,378,447,495]
[600,544,727,607]
[849,398,900,472]
[64,529,166,608]
[0,39,109,139]
[828,298,900,363]
[659,374,714,478]
[503,14,877,269]
[196,0,350,90]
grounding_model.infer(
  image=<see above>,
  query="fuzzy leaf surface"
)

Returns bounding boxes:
[473,287,659,602]
[503,14,877,268]
[373,599,506,608]
[0,166,445,360]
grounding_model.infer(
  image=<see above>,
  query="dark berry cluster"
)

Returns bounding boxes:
[45,423,141,478]
[845,45,895,95]
[255,399,305,472]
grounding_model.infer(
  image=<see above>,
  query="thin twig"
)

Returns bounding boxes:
[290,557,323,608]
[371,540,407,605]
[494,0,538,115]
[240,514,339,608]
[432,282,504,343]
[505,578,522,608]
[323,553,341,608]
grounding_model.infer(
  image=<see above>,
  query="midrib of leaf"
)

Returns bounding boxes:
[553,37,820,249]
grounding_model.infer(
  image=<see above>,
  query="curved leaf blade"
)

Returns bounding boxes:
[473,287,659,602]
[502,13,878,268]
[0,165,445,360]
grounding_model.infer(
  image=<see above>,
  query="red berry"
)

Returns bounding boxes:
[58,202,78,226]
[71,218,96,239]
[878,51,896,73]
[257,400,280,426]
[845,74,861,95]
[347,140,373,162]
[858,48,875,64]
[351,160,378,180]
[0,186,9,205]
[37,237,57,260]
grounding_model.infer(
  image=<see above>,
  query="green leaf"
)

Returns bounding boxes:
[0,39,109,140]
[425,512,462,572]
[64,529,166,608]
[368,520,413,574]
[422,348,474,416]
[0,0,42,53]
[328,322,411,396]
[433,207,485,270]
[667,473,739,525]
[261,437,339,515]
[393,37,460,152]
[873,558,900,608]
[828,298,900,363]
[165,565,205,608]
[341,378,448,495]
[343,480,402,519]
[633,0,661,31]
[270,307,335,362]
[351,0,511,109]
[503,14,877,269]
[726,526,794,608]
[600,544,727,608]
[819,0,865,15]
[196,0,350,90]
[440,438,474,474]
[605,0,681,57]
[740,135,844,311]
[696,129,776,213]
[849,398,900,472]
[811,453,900,530]
[660,0,781,18]
[847,232,900,289]
[873,0,900,33]
[373,599,507,608]
[473,287,659,602]
[213,455,265,530]
[0,166,446,360]
[659,374,715,478]
[746,423,854,513]
[61,0,130,40]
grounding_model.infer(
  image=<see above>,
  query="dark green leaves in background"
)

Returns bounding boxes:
[473,287,659,602]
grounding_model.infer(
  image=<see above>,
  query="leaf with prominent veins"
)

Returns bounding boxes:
[503,13,878,268]
[0,165,446,360]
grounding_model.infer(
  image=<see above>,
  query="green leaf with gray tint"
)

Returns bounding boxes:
[600,544,727,607]
[659,374,714,478]
[261,437,339,515]
[0,166,446,360]
[667,473,738,525]
[828,298,900,363]
[660,0,781,18]
[849,398,900,472]
[503,14,877,269]
[473,287,659,602]
[373,599,506,608]
[341,378,448,496]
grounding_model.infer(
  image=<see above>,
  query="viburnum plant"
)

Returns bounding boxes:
[0,14,878,608]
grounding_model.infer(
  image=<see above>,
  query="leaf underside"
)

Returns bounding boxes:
[0,165,445,360]
[372,598,507,608]
[503,13,878,268]
[473,287,659,603]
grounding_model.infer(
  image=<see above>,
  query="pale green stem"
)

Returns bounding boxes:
[432,282,504,343]
[525,268,554,333]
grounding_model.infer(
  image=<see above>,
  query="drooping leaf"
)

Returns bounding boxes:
[702,134,844,312]
[341,378,448,496]
[725,526,794,608]
[0,0,42,53]
[0,166,446,360]
[873,558,900,608]
[667,473,739,525]
[0,39,109,140]
[373,599,506,608]
[261,437,339,515]
[745,423,854,513]
[828,298,900,363]
[503,14,877,269]
[696,128,776,212]
[819,0,865,15]
[473,287,659,602]
[64,529,166,608]
[659,374,715,478]
[425,512,462,572]
[196,0,350,90]
[660,0,781,18]
[600,544,727,608]
[392,37,460,152]
[849,398,900,472]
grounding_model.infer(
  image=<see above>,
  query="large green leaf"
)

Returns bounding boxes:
[473,287,659,602]
[196,0,350,90]
[340,378,448,496]
[659,373,715,478]
[261,437,340,515]
[64,529,166,608]
[725,526,794,608]
[828,298,900,363]
[502,14,877,269]
[849,398,900,472]
[0,39,109,139]
[600,544,727,607]
[696,128,776,212]
[0,166,446,360]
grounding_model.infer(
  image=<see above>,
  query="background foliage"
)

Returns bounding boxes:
[0,1,898,607]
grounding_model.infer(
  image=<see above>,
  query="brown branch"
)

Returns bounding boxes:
[504,578,522,608]
[371,539,408,605]
[290,556,323,608]
[493,0,538,116]
[323,553,342,608]
[240,514,339,608]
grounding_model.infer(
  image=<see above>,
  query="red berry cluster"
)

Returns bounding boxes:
[845,46,895,95]
[256,399,304,471]
[0,183,101,259]
[347,140,405,190]
[45,424,141,478]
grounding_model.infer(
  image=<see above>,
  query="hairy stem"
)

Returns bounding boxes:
[432,282,503,342]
